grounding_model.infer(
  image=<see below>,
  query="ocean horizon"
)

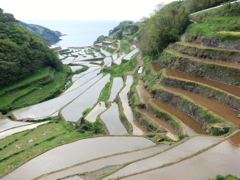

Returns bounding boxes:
[23,20,124,47]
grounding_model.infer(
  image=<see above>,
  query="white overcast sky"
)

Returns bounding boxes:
[1,0,176,20]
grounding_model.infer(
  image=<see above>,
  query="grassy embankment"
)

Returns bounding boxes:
[0,65,71,114]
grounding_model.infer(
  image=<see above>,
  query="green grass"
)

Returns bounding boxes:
[0,121,101,177]
[98,82,111,102]
[101,55,138,78]
[187,23,240,41]
[11,65,71,110]
[120,40,131,54]
[0,66,51,97]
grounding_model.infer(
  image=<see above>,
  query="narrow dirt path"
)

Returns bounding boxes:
[166,68,240,97]
[163,85,240,126]
[126,54,143,75]
[168,49,240,69]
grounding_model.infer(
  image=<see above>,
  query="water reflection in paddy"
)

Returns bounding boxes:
[124,48,139,60]
[119,75,144,135]
[61,57,76,64]
[13,74,103,120]
[101,49,111,56]
[61,74,110,122]
[112,53,118,60]
[103,57,112,67]
[0,118,31,132]
[104,136,221,180]
[69,66,82,72]
[114,54,126,65]
[64,69,100,94]
[123,132,240,180]
[1,137,154,180]
[38,145,169,180]
[100,103,128,135]
[108,77,123,102]
[85,101,106,122]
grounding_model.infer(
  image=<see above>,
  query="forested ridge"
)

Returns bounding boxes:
[0,8,62,87]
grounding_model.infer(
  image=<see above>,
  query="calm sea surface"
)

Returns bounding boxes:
[23,20,123,47]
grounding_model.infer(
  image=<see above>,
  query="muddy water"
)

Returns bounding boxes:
[114,54,126,65]
[85,101,106,122]
[166,68,240,97]
[124,48,140,60]
[108,77,124,102]
[1,137,154,180]
[100,103,128,135]
[61,75,110,122]
[164,86,240,126]
[0,122,48,139]
[38,145,169,180]
[136,80,151,103]
[64,69,100,94]
[151,62,161,72]
[103,57,112,67]
[104,136,221,180]
[123,132,240,180]
[0,118,31,132]
[13,75,103,120]
[150,99,206,135]
[119,75,145,135]
[138,109,178,140]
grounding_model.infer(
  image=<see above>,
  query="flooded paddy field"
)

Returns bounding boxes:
[108,77,124,102]
[122,132,240,180]
[103,136,221,180]
[119,75,144,135]
[114,54,126,65]
[0,121,48,139]
[150,99,205,135]
[100,103,127,135]
[61,75,110,122]
[124,48,139,60]
[38,145,170,180]
[13,74,103,120]
[1,137,154,180]
[85,101,106,122]
[0,118,31,132]
[103,57,112,67]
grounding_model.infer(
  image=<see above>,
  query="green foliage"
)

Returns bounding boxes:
[94,35,108,44]
[82,108,92,116]
[185,0,234,13]
[138,2,190,56]
[209,174,240,180]
[98,82,111,101]
[0,9,63,87]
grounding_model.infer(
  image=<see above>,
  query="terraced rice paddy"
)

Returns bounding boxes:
[85,101,106,122]
[103,136,221,180]
[0,118,31,132]
[108,77,124,102]
[124,48,139,60]
[61,74,110,122]
[122,133,240,180]
[119,75,145,135]
[1,137,154,180]
[37,145,170,180]
[100,103,127,135]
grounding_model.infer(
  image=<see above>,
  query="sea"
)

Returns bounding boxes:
[23,20,123,47]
